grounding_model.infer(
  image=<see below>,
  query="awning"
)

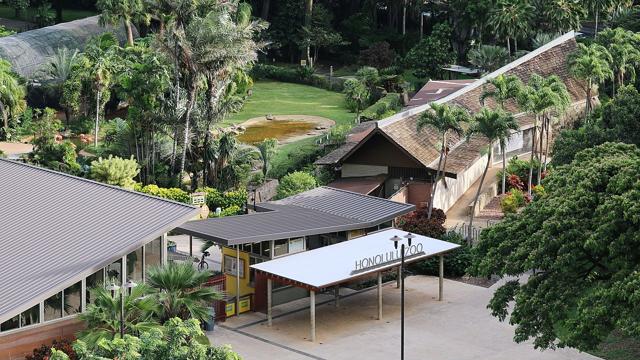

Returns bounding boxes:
[327,175,386,195]
[251,228,460,291]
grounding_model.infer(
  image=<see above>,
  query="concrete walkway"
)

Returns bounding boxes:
[444,165,501,229]
[208,276,599,360]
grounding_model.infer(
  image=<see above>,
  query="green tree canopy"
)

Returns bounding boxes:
[276,171,317,199]
[90,155,140,189]
[404,23,455,79]
[470,142,640,351]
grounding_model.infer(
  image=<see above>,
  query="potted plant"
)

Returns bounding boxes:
[167,240,177,253]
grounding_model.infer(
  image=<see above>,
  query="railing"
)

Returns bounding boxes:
[451,219,501,244]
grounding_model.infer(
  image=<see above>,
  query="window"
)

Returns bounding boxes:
[251,242,261,256]
[86,269,104,304]
[106,259,122,285]
[44,292,63,321]
[1,315,19,332]
[145,237,162,280]
[63,282,82,316]
[127,246,143,283]
[20,305,40,327]
[289,238,305,253]
[261,241,271,258]
[273,239,288,257]
[223,254,245,278]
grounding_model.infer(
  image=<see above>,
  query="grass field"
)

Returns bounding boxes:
[0,6,97,25]
[225,80,354,126]
[590,331,640,360]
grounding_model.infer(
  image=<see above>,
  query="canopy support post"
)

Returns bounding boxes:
[334,285,339,308]
[267,278,272,326]
[236,245,240,317]
[377,271,383,320]
[439,255,444,301]
[189,235,193,257]
[310,290,316,342]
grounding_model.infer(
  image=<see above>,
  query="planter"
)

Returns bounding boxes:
[167,244,177,253]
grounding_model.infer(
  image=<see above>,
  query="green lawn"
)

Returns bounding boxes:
[225,80,354,126]
[0,6,97,24]
[590,331,640,360]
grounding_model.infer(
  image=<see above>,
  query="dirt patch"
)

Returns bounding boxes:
[234,115,335,144]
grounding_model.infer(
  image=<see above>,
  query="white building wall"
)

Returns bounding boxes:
[432,154,489,213]
[341,163,388,178]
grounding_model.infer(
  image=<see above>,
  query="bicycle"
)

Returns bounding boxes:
[197,251,210,271]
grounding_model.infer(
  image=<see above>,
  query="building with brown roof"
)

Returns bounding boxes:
[317,32,587,214]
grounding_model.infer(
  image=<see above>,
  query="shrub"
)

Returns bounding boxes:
[404,23,455,79]
[268,143,324,180]
[410,232,471,277]
[359,41,397,69]
[26,338,77,360]
[90,155,140,189]
[34,2,55,28]
[531,184,546,199]
[498,157,542,191]
[500,194,519,214]
[361,93,402,121]
[276,171,317,199]
[199,187,248,211]
[397,208,446,238]
[211,205,242,217]
[134,184,190,203]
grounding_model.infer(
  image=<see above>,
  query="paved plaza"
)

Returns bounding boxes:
[208,276,599,360]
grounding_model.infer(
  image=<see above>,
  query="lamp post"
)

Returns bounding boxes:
[108,279,137,338]
[390,232,415,360]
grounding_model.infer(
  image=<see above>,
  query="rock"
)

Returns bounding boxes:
[315,126,327,130]
[266,114,275,120]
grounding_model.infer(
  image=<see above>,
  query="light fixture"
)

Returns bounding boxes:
[404,233,416,247]
[390,235,402,249]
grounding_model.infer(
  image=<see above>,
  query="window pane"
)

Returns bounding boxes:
[1,315,19,332]
[106,259,122,285]
[44,292,62,321]
[261,241,271,258]
[289,238,304,253]
[64,282,82,316]
[273,239,288,257]
[86,269,104,304]
[127,247,143,283]
[20,304,40,327]
[251,242,261,256]
[145,237,162,280]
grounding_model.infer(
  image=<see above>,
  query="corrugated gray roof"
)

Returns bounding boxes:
[176,187,415,245]
[0,160,198,324]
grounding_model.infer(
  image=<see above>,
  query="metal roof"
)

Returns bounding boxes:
[251,228,461,290]
[0,160,198,324]
[175,187,415,246]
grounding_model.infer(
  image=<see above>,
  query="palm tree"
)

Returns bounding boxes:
[488,0,535,54]
[568,42,613,118]
[582,0,622,36]
[466,107,518,244]
[0,60,26,141]
[146,262,223,323]
[480,74,523,193]
[518,74,570,191]
[96,0,149,46]
[40,47,79,125]
[467,45,511,74]
[596,28,640,95]
[542,0,586,34]
[257,138,278,177]
[417,103,470,219]
[78,284,159,346]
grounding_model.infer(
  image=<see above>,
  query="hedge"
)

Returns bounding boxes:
[134,184,191,203]
[251,64,346,92]
[361,93,402,121]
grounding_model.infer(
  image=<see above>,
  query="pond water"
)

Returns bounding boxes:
[236,119,316,144]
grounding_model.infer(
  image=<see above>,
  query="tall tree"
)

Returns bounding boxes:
[470,142,640,351]
[568,42,613,118]
[596,27,640,95]
[39,47,79,125]
[466,107,518,243]
[480,74,523,193]
[488,0,535,54]
[303,0,313,65]
[257,138,278,177]
[97,0,149,46]
[0,60,26,141]
[538,0,586,34]
[417,103,470,219]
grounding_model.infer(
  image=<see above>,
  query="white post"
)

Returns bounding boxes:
[121,255,127,286]
[161,233,168,265]
[267,278,273,327]
[377,272,383,320]
[81,278,87,312]
[236,245,241,317]
[310,290,316,342]
[439,255,444,301]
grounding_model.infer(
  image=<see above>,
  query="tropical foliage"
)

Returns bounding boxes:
[276,171,317,199]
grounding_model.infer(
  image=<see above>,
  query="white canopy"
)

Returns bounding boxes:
[251,228,461,290]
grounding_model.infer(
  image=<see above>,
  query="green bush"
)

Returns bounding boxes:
[410,232,471,277]
[268,143,324,180]
[90,155,140,189]
[361,93,402,121]
[276,171,317,199]
[500,194,519,214]
[198,187,248,211]
[135,184,190,203]
[211,205,242,217]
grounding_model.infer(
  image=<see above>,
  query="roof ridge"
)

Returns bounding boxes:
[377,31,577,129]
[0,159,197,209]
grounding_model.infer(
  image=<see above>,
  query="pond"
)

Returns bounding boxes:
[236,119,317,144]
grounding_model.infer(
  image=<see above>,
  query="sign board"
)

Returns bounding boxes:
[300,59,307,66]
[225,302,235,317]
[351,243,426,275]
[191,192,206,205]
[239,296,251,313]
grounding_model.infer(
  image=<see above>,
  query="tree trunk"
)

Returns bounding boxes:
[64,107,70,129]
[514,38,518,53]
[303,0,313,65]
[468,146,492,246]
[537,117,545,185]
[53,0,63,23]
[179,87,197,186]
[261,0,271,20]
[586,81,592,119]
[440,142,449,190]
[544,119,551,172]
[94,91,101,148]
[0,100,8,132]
[594,9,599,37]
[501,144,507,194]
[159,20,165,37]
[402,0,407,35]
[125,21,134,47]
[528,116,537,195]
[506,38,511,55]
[427,133,446,219]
